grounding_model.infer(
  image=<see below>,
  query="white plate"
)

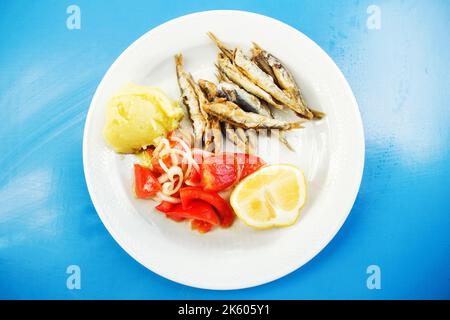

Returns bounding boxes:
[83,10,364,290]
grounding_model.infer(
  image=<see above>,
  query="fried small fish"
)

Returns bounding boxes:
[210,117,222,153]
[199,79,247,152]
[199,78,293,151]
[204,101,303,130]
[198,79,219,102]
[252,43,324,119]
[187,77,213,148]
[207,31,234,61]
[175,54,207,147]
[216,81,271,117]
[217,78,294,151]
[234,48,313,119]
[216,53,284,110]
[222,121,253,153]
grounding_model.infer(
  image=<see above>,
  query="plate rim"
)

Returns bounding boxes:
[83,9,365,290]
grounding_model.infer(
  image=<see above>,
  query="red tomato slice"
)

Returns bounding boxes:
[200,153,265,191]
[235,153,266,179]
[165,213,186,222]
[180,187,235,228]
[134,164,161,199]
[166,200,220,225]
[191,220,213,234]
[155,201,176,213]
[200,154,238,192]
[185,167,201,186]
[151,154,172,175]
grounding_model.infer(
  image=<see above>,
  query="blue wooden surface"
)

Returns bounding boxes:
[0,0,449,299]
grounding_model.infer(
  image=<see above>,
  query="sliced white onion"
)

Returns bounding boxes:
[160,149,200,173]
[183,159,193,182]
[162,179,182,195]
[171,136,192,156]
[170,137,197,179]
[158,158,170,174]
[167,166,183,182]
[156,192,181,204]
[162,182,174,195]
[170,152,179,167]
[158,173,169,184]
[150,133,205,196]
[161,166,184,195]
[154,138,170,157]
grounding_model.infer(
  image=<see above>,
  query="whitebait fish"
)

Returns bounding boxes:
[200,79,293,151]
[216,52,284,110]
[234,48,313,119]
[199,79,248,152]
[175,54,207,147]
[217,81,271,117]
[187,76,214,150]
[204,101,303,130]
[224,122,249,152]
[209,32,316,119]
[252,43,325,119]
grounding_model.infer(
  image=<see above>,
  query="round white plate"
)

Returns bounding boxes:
[83,10,364,290]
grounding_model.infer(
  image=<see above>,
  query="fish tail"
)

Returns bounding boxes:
[174,53,183,70]
[288,121,304,130]
[245,129,257,155]
[276,131,295,152]
[208,32,234,61]
[311,108,326,120]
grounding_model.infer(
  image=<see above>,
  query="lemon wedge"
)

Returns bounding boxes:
[230,164,307,229]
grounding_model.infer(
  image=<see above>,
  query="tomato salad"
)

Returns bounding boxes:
[134,132,266,233]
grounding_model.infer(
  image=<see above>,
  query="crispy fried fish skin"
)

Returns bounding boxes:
[217,81,271,117]
[210,31,310,118]
[252,51,278,85]
[218,67,274,117]
[210,117,222,153]
[216,72,293,151]
[234,48,313,119]
[223,122,249,152]
[217,59,273,118]
[252,43,325,120]
[187,77,216,150]
[198,79,246,152]
[216,69,232,83]
[204,101,303,130]
[175,54,206,147]
[198,79,219,102]
[216,71,272,120]
[216,53,284,110]
[208,33,284,110]
[201,76,293,151]
[194,79,224,152]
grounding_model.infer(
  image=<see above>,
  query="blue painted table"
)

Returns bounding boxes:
[1,0,449,299]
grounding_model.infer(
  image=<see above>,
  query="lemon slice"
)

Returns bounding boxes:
[230,164,307,229]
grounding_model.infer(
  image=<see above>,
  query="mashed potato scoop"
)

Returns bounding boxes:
[103,83,184,154]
